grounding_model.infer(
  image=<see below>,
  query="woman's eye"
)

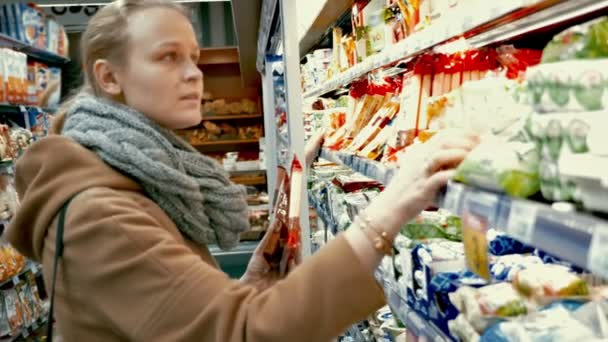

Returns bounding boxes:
[162,52,178,62]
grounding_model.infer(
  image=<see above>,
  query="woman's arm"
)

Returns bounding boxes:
[56,188,385,342]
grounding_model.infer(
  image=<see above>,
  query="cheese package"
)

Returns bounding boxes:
[512,264,590,302]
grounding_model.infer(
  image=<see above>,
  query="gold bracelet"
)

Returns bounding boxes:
[356,212,393,255]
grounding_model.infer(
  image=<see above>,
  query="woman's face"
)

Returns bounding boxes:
[116,7,203,129]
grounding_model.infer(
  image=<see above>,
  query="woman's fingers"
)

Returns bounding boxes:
[425,169,457,194]
[425,148,470,175]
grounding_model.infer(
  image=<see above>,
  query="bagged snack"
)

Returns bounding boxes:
[0,125,15,161]
[332,174,383,192]
[512,264,589,302]
[0,174,19,222]
[541,16,608,63]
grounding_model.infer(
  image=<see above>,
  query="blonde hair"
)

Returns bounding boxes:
[51,0,188,134]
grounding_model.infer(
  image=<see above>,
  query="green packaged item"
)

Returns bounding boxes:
[454,138,540,198]
[541,16,608,63]
[401,210,462,242]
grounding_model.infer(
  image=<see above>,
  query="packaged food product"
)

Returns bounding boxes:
[25,107,48,140]
[332,174,383,192]
[4,4,46,48]
[512,264,589,302]
[11,127,34,156]
[454,137,540,198]
[263,166,289,269]
[401,209,462,242]
[352,1,368,62]
[15,283,32,327]
[281,156,304,274]
[57,23,69,57]
[480,302,606,342]
[449,283,529,333]
[526,60,608,113]
[541,16,608,63]
[46,16,61,55]
[3,289,23,336]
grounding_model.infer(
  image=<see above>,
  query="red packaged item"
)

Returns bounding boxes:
[496,45,542,80]
[263,166,289,270]
[280,156,304,275]
[332,174,383,192]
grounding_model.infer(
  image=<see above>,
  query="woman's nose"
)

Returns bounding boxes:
[184,61,203,83]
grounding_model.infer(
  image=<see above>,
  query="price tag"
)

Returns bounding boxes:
[588,226,608,279]
[462,210,491,280]
[506,201,537,243]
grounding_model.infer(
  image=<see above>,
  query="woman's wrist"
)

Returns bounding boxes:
[363,188,418,238]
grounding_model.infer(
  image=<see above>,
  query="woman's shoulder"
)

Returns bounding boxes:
[68,186,182,239]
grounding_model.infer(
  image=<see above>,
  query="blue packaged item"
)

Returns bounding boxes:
[488,231,534,256]
[2,4,45,46]
[25,107,48,140]
[406,241,466,321]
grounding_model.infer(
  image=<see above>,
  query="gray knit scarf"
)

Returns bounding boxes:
[62,94,250,250]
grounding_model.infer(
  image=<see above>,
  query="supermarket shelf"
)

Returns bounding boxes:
[320,148,396,184]
[193,139,260,153]
[202,113,262,121]
[302,0,608,99]
[0,104,55,115]
[193,139,260,147]
[320,146,608,277]
[230,174,267,186]
[439,182,608,278]
[308,193,337,233]
[0,33,69,66]
[248,204,269,211]
[198,47,240,66]
[227,168,266,175]
[298,0,354,56]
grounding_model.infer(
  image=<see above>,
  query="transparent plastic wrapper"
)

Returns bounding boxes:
[449,283,529,333]
[512,264,590,304]
[453,136,540,198]
[481,301,608,342]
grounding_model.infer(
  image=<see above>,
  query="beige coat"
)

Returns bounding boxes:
[7,136,385,341]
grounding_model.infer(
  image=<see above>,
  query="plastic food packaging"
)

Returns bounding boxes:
[454,136,540,198]
[263,166,289,270]
[541,16,608,63]
[280,156,304,275]
[449,283,529,333]
[401,209,462,242]
[512,264,590,303]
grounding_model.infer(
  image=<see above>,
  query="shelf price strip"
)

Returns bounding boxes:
[588,226,608,279]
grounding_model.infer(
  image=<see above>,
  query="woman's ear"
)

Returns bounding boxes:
[92,59,122,96]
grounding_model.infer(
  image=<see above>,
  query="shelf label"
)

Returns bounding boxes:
[506,201,537,243]
[588,226,608,279]
[462,210,491,280]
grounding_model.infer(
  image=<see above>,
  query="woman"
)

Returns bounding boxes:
[7,1,478,341]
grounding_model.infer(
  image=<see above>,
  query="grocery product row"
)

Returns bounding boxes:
[0,49,62,109]
[0,3,69,60]
[309,161,608,341]
[310,15,608,222]
[300,0,607,99]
